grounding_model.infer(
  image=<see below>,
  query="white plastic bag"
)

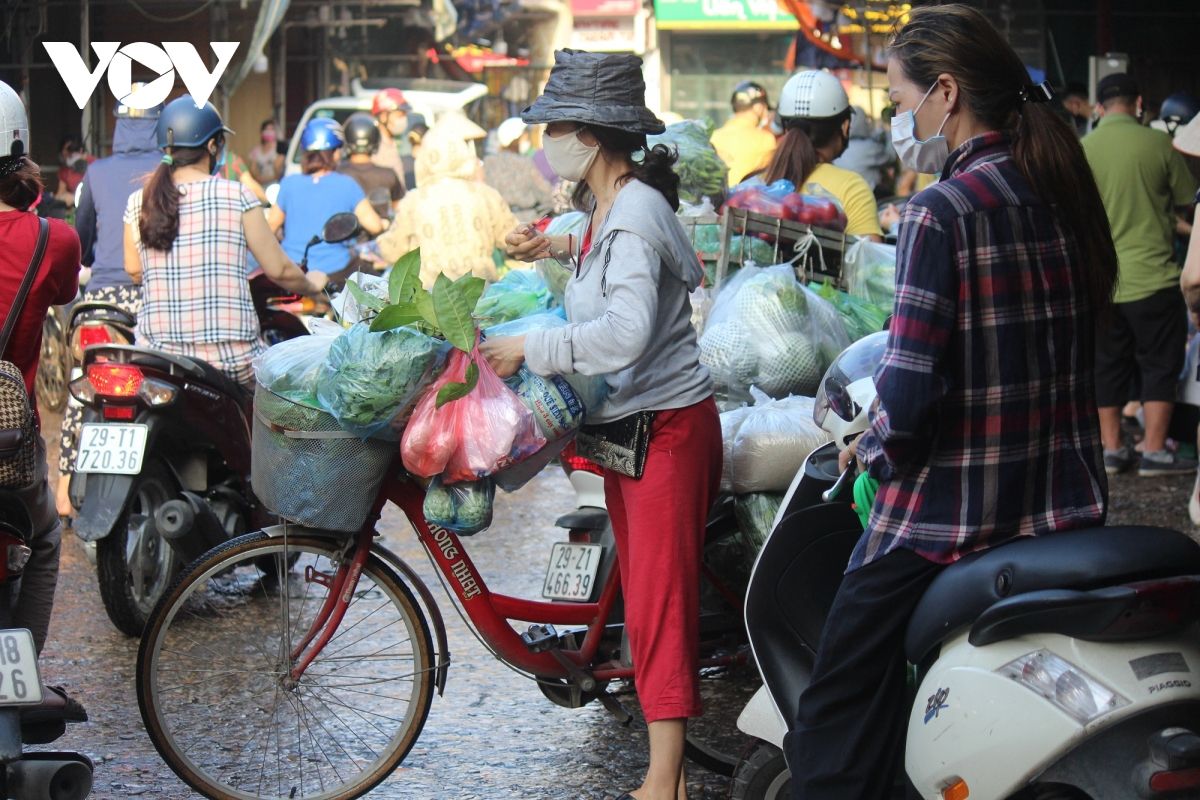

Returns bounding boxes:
[332,273,390,325]
[729,392,831,493]
[718,404,755,492]
[843,239,897,307]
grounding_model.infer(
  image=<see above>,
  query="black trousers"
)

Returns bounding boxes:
[785,548,943,800]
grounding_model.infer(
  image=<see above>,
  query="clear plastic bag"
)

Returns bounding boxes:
[729,391,831,493]
[401,346,546,483]
[647,120,728,205]
[842,239,897,307]
[423,475,496,535]
[253,322,342,409]
[535,211,588,303]
[473,269,554,327]
[333,273,390,325]
[734,492,784,555]
[699,264,849,398]
[484,313,609,413]
[813,280,889,342]
[316,322,446,439]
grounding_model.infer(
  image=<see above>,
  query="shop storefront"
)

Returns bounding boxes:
[654,0,797,125]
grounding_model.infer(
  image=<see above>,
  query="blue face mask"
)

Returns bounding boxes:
[890,82,952,175]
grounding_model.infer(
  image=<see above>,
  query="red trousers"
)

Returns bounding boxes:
[603,397,722,722]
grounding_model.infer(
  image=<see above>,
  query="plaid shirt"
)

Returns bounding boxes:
[851,132,1107,571]
[125,179,266,384]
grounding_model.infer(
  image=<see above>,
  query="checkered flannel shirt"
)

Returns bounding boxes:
[851,132,1108,571]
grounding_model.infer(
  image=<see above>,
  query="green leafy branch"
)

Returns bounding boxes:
[354,248,486,407]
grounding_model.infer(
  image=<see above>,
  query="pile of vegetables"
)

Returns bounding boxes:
[647,119,728,206]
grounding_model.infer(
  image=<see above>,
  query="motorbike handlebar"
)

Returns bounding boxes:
[822,465,856,503]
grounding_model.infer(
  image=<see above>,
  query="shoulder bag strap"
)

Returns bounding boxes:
[0,216,51,360]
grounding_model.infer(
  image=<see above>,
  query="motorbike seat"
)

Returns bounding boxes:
[904,526,1200,665]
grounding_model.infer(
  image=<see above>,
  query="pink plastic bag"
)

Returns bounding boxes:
[401,346,546,483]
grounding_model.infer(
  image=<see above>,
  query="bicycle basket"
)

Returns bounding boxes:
[251,383,395,532]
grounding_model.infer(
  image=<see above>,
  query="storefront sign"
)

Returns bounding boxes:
[570,15,644,52]
[653,0,796,29]
[572,0,640,16]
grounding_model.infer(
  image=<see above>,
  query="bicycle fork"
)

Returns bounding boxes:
[287,526,374,681]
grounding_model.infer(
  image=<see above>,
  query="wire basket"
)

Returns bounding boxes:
[251,383,396,532]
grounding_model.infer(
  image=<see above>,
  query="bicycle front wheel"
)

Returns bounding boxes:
[137,531,435,800]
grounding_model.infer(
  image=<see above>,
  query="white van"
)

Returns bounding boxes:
[283,77,489,178]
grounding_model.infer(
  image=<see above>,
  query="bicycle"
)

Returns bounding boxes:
[135,454,754,800]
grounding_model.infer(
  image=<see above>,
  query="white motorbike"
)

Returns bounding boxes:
[733,332,1200,800]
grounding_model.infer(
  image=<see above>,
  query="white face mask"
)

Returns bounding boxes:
[542,128,600,182]
[891,82,952,175]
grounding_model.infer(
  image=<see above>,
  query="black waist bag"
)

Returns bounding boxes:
[574,410,655,479]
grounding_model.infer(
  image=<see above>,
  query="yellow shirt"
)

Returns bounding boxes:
[711,115,778,186]
[805,163,883,238]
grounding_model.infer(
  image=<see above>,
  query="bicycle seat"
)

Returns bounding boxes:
[904,526,1200,664]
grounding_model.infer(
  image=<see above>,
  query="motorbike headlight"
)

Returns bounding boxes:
[998,650,1128,724]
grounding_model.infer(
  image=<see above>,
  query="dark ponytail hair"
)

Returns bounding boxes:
[0,157,43,211]
[889,4,1117,316]
[763,110,851,186]
[139,137,219,252]
[571,124,681,211]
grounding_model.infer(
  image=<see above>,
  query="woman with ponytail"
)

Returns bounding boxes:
[761,70,883,240]
[481,50,718,800]
[784,6,1118,798]
[123,96,326,387]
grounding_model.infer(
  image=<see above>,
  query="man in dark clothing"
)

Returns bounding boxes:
[337,112,404,218]
[59,101,160,516]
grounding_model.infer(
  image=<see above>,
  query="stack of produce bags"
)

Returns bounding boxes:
[647,120,728,206]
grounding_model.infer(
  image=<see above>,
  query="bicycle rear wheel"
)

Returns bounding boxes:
[137,531,435,800]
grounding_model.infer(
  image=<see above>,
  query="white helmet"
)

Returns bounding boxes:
[813,331,888,449]
[496,117,527,149]
[0,80,29,160]
[777,70,850,121]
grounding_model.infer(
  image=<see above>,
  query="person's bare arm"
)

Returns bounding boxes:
[354,198,385,236]
[267,204,286,234]
[123,222,143,284]
[243,209,326,295]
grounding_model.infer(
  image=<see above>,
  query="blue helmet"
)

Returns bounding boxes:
[156,95,231,150]
[300,117,345,152]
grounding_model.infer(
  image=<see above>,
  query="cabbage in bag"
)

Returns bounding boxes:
[423,476,496,535]
[473,269,554,327]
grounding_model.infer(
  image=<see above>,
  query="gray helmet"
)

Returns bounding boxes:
[0,80,29,160]
[343,112,381,155]
[156,95,232,150]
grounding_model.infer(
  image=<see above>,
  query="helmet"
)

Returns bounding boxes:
[300,117,345,152]
[813,331,888,449]
[731,81,770,112]
[371,88,410,117]
[115,82,162,119]
[156,95,231,150]
[0,80,29,159]
[1159,92,1200,135]
[343,112,380,155]
[497,117,527,148]
[778,70,850,121]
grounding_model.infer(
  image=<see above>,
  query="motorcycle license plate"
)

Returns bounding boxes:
[0,630,42,706]
[75,423,148,475]
[542,542,602,602]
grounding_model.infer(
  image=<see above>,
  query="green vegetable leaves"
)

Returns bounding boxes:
[436,361,479,408]
[346,279,386,313]
[432,273,484,354]
[389,248,423,305]
[367,250,483,351]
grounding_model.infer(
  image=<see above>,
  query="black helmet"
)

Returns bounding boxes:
[156,95,232,150]
[1160,92,1200,134]
[731,81,770,112]
[343,112,380,155]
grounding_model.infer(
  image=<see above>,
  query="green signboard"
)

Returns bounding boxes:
[654,0,797,30]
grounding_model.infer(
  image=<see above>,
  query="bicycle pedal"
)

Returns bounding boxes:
[521,624,560,653]
[597,690,634,725]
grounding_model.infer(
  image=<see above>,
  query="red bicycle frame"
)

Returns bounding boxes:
[289,468,744,684]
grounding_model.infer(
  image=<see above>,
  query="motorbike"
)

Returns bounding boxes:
[67,212,359,636]
[732,332,1200,800]
[0,494,93,799]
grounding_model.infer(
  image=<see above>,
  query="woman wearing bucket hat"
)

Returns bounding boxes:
[480,49,719,800]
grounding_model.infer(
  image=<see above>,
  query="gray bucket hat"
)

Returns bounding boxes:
[522,49,665,135]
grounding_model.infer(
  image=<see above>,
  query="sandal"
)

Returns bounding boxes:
[20,685,87,724]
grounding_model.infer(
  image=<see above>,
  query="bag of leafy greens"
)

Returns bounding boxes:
[316,322,446,439]
[473,269,554,327]
[253,320,342,409]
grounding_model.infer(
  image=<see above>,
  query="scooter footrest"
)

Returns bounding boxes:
[521,624,560,653]
[20,719,66,745]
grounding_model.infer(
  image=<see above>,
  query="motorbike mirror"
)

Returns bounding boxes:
[322,212,361,244]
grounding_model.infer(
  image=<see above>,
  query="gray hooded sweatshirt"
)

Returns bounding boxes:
[524,179,713,423]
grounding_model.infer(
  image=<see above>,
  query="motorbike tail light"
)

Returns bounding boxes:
[560,442,603,477]
[1100,577,1200,636]
[940,779,969,800]
[87,363,144,398]
[68,375,95,405]
[1150,767,1200,793]
[998,650,1128,724]
[137,377,177,406]
[71,322,117,360]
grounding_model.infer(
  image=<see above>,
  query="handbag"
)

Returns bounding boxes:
[0,217,50,489]
[574,410,655,479]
